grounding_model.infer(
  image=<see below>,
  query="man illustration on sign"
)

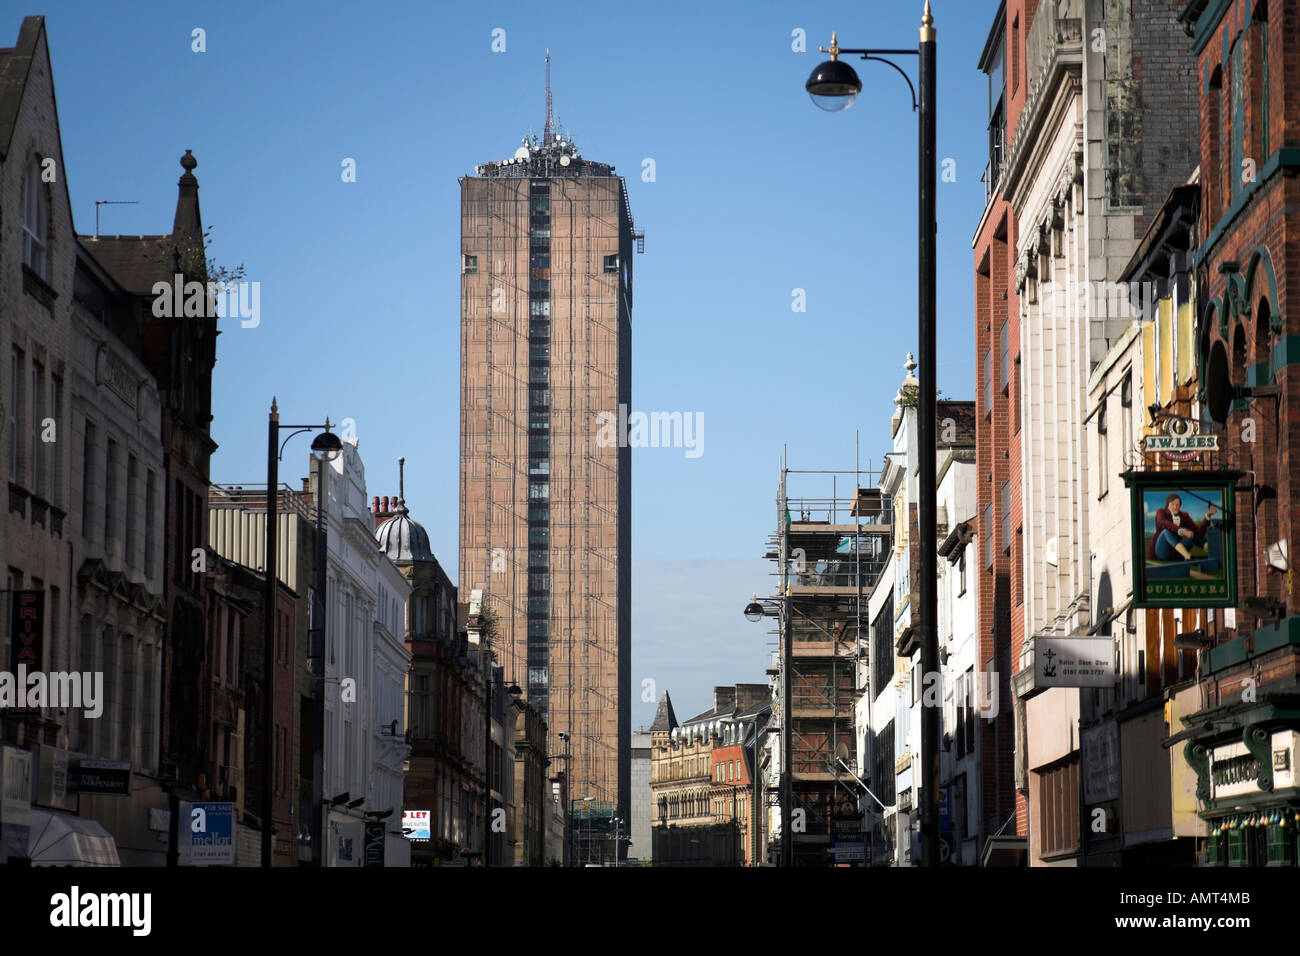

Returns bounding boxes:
[1149,494,1217,578]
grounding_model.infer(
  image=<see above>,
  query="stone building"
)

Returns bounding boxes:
[511,696,548,866]
[997,0,1198,866]
[0,15,212,865]
[649,686,768,866]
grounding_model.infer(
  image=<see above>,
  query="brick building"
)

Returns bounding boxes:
[972,0,1030,858]
[1176,0,1300,866]
[458,111,637,835]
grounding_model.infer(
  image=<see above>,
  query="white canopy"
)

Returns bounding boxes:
[27,809,120,866]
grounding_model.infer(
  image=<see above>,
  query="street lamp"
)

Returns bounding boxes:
[264,399,342,867]
[556,731,572,866]
[310,428,342,867]
[803,1,940,867]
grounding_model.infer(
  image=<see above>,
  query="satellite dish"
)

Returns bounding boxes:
[514,146,529,160]
[559,154,571,167]
[1205,339,1233,425]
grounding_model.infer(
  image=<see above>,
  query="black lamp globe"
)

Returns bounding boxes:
[806,34,861,112]
[310,425,343,462]
[743,595,764,623]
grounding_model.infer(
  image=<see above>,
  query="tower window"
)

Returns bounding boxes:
[604,254,619,274]
[462,254,477,274]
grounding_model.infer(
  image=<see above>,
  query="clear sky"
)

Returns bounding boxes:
[42,0,997,729]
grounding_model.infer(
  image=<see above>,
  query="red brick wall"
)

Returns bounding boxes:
[973,0,1030,843]
[1193,0,1300,634]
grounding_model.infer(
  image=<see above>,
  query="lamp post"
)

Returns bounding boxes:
[803,1,939,867]
[557,731,572,866]
[263,399,342,868]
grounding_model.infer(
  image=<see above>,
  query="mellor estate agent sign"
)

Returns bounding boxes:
[1121,470,1242,608]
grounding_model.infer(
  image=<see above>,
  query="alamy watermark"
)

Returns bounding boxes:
[0,665,103,716]
[151,273,260,328]
[1089,279,1160,321]
[595,404,703,459]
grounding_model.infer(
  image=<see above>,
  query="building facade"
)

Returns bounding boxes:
[973,0,1029,855]
[0,15,175,865]
[458,112,636,833]
[1177,0,1300,867]
[649,686,768,866]
[999,0,1198,866]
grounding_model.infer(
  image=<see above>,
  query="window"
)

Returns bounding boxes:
[984,502,994,568]
[1120,373,1132,470]
[50,375,62,506]
[77,615,94,750]
[964,667,976,754]
[120,633,134,763]
[1014,357,1022,434]
[1015,529,1024,605]
[872,593,895,697]
[1011,16,1019,95]
[462,254,477,274]
[872,720,896,805]
[955,672,967,758]
[105,439,119,549]
[1096,400,1108,498]
[983,25,1006,201]
[82,421,96,539]
[144,469,157,577]
[31,362,45,497]
[958,551,967,597]
[603,254,619,274]
[1001,482,1011,551]
[101,626,117,755]
[982,350,992,414]
[24,159,49,278]
[999,319,1010,390]
[228,612,238,684]
[126,455,138,568]
[10,348,24,483]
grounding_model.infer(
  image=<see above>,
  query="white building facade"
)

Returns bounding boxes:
[320,441,411,865]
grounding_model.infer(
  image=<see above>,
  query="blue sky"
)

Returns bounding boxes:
[43,0,997,728]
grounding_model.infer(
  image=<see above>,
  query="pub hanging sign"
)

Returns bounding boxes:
[1121,470,1242,608]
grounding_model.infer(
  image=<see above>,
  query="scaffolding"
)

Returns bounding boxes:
[767,446,891,866]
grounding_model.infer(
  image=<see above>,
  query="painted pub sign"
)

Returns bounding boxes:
[1121,470,1242,608]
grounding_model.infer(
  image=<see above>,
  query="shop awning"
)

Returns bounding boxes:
[27,809,120,866]
[981,834,1028,867]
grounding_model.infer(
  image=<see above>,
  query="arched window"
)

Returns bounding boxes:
[24,157,49,278]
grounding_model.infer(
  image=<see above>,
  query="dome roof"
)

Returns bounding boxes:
[375,500,434,563]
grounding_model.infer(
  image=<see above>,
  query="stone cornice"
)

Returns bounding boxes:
[1002,61,1083,215]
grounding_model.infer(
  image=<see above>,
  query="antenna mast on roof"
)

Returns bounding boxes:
[543,48,554,141]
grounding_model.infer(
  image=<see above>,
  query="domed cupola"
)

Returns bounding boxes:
[374,457,434,563]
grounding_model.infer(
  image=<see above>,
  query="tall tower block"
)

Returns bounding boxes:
[459,108,636,834]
